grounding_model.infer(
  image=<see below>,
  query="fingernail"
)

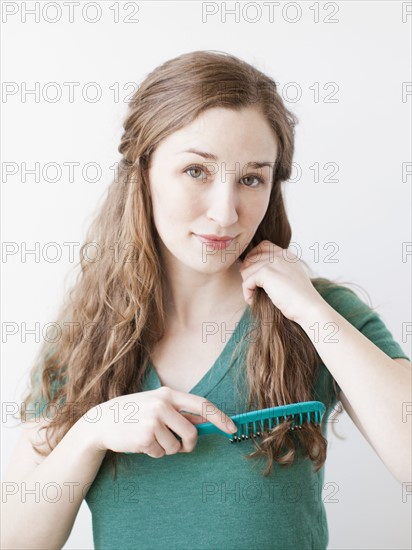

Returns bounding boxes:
[227,421,237,432]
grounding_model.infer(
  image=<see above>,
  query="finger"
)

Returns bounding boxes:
[142,437,168,459]
[240,250,275,271]
[169,391,236,434]
[180,412,210,424]
[157,410,199,453]
[242,275,258,304]
[244,240,275,260]
[239,260,268,279]
[152,424,185,455]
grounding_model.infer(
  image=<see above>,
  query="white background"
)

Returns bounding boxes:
[1,1,411,548]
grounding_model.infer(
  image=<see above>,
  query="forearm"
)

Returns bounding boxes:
[298,299,412,483]
[1,417,106,550]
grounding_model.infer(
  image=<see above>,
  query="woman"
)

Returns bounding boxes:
[2,50,410,550]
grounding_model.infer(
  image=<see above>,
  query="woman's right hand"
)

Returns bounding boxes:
[84,386,237,458]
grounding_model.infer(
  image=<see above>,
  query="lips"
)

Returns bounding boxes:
[193,234,236,250]
[195,234,235,241]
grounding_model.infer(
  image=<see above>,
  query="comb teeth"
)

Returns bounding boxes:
[195,401,326,442]
[229,411,320,443]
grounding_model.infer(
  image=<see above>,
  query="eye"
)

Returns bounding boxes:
[183,164,266,188]
[184,165,206,180]
[241,174,266,188]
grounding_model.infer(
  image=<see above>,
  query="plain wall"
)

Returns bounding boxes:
[2,1,411,548]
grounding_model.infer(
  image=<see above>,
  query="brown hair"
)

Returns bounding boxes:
[19,50,371,478]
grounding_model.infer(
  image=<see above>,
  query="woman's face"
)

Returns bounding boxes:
[147,105,278,273]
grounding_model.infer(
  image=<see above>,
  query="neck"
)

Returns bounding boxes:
[162,265,246,328]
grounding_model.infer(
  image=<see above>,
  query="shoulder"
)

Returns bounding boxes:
[311,277,410,361]
[311,277,364,303]
[311,278,373,327]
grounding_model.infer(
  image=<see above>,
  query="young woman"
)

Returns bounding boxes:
[2,50,410,550]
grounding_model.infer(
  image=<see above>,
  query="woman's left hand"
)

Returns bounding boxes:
[238,240,324,325]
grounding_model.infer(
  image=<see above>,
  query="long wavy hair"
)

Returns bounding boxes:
[19,50,371,479]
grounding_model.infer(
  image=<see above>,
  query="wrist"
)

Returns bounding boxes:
[296,297,332,330]
[74,408,107,456]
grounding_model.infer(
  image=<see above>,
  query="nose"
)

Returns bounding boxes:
[205,177,239,228]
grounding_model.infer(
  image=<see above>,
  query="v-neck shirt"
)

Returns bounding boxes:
[82,285,410,550]
[145,305,251,397]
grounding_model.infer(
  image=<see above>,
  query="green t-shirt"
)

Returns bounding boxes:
[82,286,410,550]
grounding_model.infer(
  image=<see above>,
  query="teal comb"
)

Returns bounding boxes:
[123,400,326,453]
[195,400,326,443]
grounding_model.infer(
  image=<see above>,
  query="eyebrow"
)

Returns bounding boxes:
[178,149,274,169]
